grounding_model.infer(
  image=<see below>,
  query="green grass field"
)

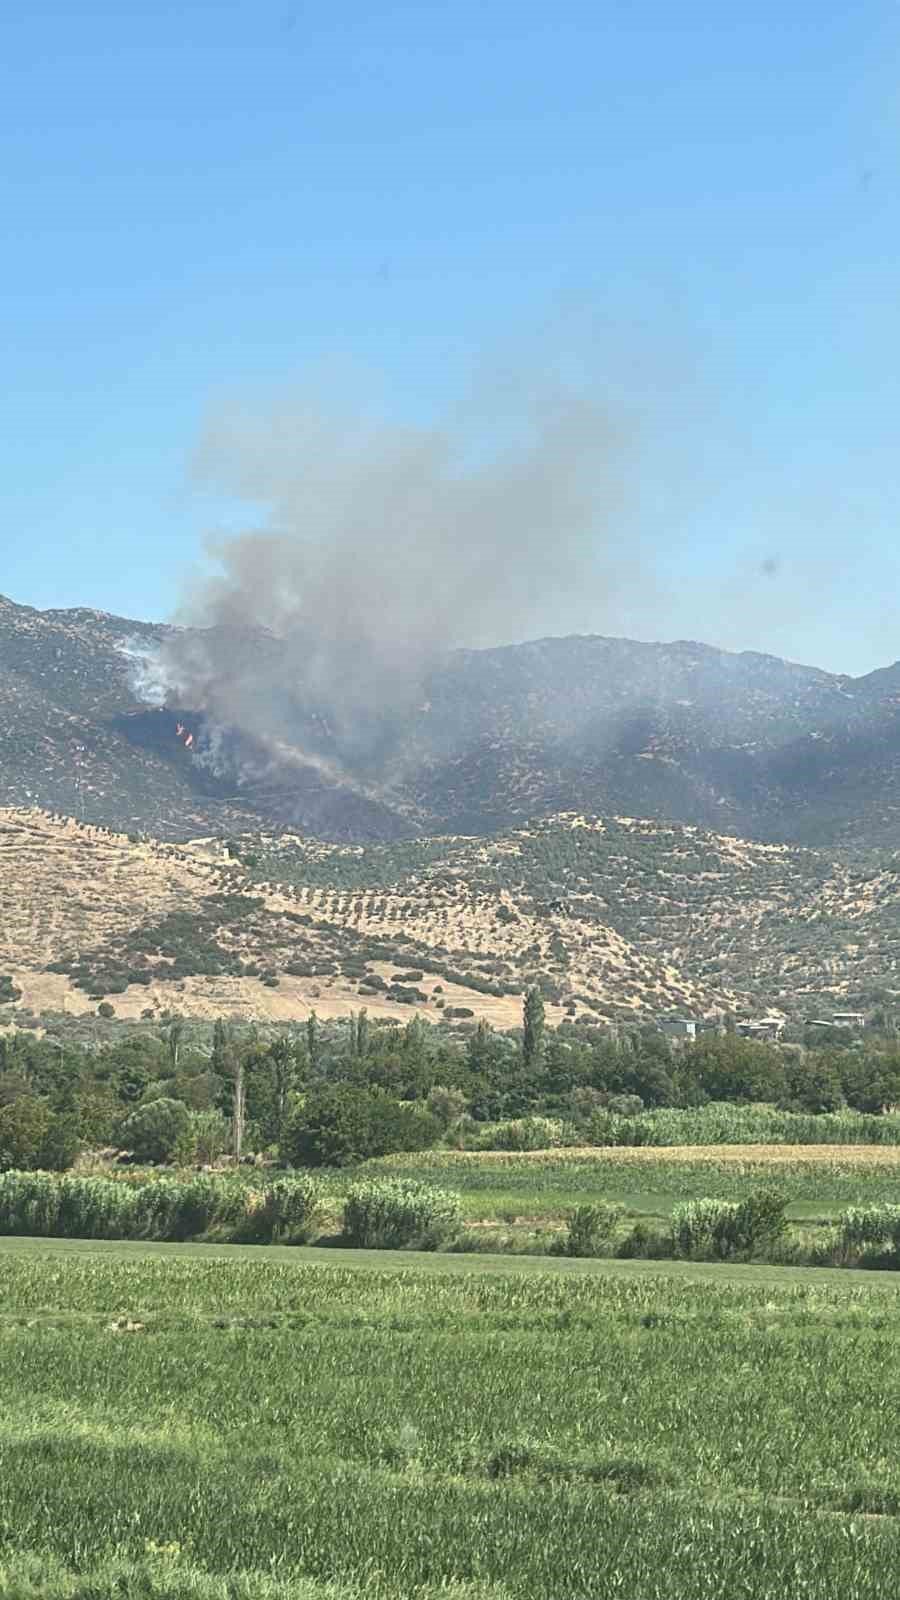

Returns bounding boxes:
[364,1145,900,1226]
[2,1236,900,1597]
[4,1231,900,1284]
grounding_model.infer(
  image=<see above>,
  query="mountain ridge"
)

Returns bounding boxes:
[1,591,899,849]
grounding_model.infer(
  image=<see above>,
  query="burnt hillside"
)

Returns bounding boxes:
[1,593,899,849]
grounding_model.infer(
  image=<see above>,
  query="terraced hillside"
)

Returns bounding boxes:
[241,814,900,1016]
[0,810,706,1025]
[1,807,897,1026]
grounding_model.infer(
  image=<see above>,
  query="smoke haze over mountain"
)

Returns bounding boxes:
[155,377,638,781]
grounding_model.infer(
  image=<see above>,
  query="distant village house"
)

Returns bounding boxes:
[736,1018,785,1042]
[657,1018,698,1040]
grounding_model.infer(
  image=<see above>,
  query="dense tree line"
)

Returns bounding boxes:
[1,990,899,1172]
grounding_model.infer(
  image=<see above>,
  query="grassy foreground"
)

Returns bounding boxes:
[2,1240,900,1596]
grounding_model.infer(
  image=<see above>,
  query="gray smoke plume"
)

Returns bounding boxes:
[117,637,170,707]
[156,375,636,788]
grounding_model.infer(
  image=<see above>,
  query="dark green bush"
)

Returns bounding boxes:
[281,1085,441,1168]
[616,1221,674,1259]
[0,1097,81,1173]
[119,1097,192,1164]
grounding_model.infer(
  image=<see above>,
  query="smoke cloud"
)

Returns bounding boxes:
[117,638,170,707]
[153,373,639,789]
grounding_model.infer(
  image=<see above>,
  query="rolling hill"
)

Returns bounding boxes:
[1,808,897,1028]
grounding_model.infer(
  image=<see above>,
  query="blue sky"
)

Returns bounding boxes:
[2,1,899,673]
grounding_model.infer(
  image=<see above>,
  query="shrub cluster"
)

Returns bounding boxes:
[282,1084,441,1167]
[477,1116,570,1152]
[342,1177,461,1251]
[670,1189,786,1261]
[837,1204,900,1261]
[235,1174,323,1245]
[0,1170,323,1246]
[584,1104,900,1148]
[552,1202,624,1258]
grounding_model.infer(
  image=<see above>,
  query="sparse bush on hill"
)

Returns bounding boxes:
[385,984,428,1004]
[49,894,270,995]
[340,958,370,978]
